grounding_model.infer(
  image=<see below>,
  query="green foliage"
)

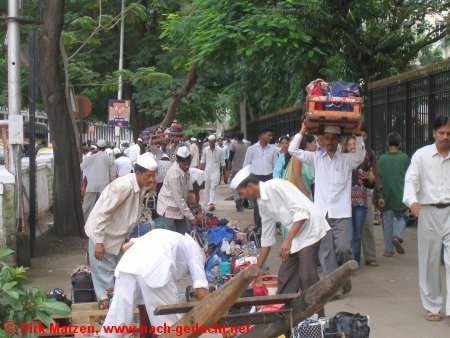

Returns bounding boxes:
[417,44,444,67]
[0,250,71,338]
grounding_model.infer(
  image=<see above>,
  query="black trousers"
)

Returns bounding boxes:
[253,174,273,232]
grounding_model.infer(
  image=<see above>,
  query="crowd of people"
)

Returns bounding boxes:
[79,115,449,334]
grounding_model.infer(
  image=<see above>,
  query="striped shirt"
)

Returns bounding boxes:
[156,159,172,183]
[156,162,195,221]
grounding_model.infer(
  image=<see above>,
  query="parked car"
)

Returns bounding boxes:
[36,147,54,164]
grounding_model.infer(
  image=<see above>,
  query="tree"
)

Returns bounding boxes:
[315,0,449,89]
[160,0,324,123]
[40,0,84,236]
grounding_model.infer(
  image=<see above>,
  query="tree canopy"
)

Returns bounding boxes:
[1,0,448,131]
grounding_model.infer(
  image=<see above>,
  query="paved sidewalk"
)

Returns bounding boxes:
[28,183,449,337]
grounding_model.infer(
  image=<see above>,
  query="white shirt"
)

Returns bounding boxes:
[201,146,225,177]
[84,173,143,255]
[115,156,133,177]
[243,142,278,176]
[218,144,230,160]
[128,144,141,164]
[115,229,208,289]
[189,168,207,190]
[190,143,200,168]
[403,143,450,207]
[259,179,330,252]
[156,159,172,184]
[289,133,366,218]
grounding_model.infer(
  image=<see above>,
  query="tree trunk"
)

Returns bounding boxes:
[159,66,198,128]
[40,0,84,237]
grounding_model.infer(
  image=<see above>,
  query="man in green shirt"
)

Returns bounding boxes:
[376,132,410,256]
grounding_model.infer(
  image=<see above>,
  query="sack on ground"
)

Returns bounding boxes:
[329,312,370,338]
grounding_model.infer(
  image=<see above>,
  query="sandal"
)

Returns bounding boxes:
[383,251,394,257]
[426,312,441,321]
[365,260,379,267]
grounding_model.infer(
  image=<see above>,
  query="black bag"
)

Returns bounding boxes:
[71,271,96,302]
[329,312,370,338]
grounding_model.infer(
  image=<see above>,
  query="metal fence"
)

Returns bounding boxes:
[226,105,303,143]
[366,60,450,156]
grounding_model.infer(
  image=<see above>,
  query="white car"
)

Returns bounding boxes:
[36,147,54,164]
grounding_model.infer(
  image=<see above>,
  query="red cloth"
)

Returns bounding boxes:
[252,283,268,297]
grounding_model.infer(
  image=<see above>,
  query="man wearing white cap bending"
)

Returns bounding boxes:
[201,135,225,211]
[80,139,117,221]
[230,166,330,308]
[101,229,209,336]
[157,146,203,233]
[85,153,158,301]
[288,122,365,296]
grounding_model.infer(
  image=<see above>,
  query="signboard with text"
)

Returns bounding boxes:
[108,99,130,127]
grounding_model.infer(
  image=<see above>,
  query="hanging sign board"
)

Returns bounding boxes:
[108,99,130,127]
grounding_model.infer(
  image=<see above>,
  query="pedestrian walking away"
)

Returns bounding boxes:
[80,140,117,222]
[376,132,410,257]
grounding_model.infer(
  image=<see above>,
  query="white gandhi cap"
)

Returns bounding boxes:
[323,125,341,135]
[97,139,107,147]
[136,153,158,171]
[230,165,252,190]
[176,146,191,158]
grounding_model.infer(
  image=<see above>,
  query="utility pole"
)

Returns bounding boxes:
[7,0,27,264]
[115,0,125,148]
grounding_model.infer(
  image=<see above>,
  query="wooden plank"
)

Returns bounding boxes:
[154,293,298,315]
[241,260,359,338]
[159,265,258,338]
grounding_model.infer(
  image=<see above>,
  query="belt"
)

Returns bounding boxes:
[426,203,450,209]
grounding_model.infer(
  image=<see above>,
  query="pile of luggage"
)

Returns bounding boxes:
[304,79,363,135]
[139,120,185,144]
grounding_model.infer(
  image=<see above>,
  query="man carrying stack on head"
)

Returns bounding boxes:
[289,122,365,296]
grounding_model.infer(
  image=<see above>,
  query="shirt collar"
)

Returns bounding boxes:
[175,163,187,177]
[259,181,269,201]
[257,141,270,149]
[431,143,450,159]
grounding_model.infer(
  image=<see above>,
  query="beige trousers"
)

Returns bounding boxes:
[417,205,450,315]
